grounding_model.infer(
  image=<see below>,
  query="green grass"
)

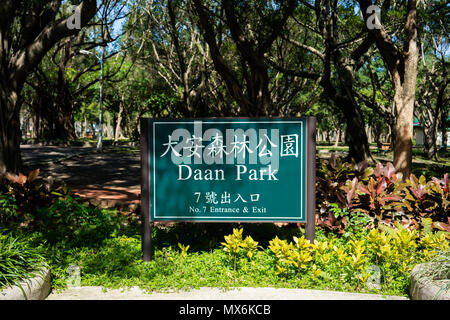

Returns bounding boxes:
[0,232,46,291]
[32,218,428,298]
[71,236,336,293]
[317,145,449,178]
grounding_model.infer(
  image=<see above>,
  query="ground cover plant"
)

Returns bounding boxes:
[33,222,448,297]
[0,161,448,297]
[316,154,449,235]
[0,231,46,291]
[0,170,118,245]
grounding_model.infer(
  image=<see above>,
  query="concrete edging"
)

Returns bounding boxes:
[410,263,450,300]
[46,286,408,300]
[0,267,51,300]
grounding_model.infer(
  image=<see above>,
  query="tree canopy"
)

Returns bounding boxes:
[0,0,448,176]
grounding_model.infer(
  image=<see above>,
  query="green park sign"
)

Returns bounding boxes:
[140,118,316,260]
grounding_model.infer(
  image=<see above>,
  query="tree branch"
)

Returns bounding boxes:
[10,0,97,87]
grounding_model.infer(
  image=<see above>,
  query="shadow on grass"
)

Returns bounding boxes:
[411,163,449,178]
[152,222,303,251]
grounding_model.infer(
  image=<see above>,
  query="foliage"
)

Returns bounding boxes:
[268,224,449,293]
[0,169,117,244]
[316,156,450,234]
[327,204,372,238]
[0,169,70,227]
[8,209,445,298]
[415,249,450,284]
[35,196,115,245]
[221,228,260,271]
[178,243,190,259]
[316,154,374,232]
[268,235,314,275]
[317,153,374,208]
[0,232,46,291]
[0,195,18,225]
[402,173,449,222]
[355,162,403,222]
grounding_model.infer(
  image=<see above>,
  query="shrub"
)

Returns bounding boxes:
[0,232,46,291]
[40,224,448,296]
[316,154,373,232]
[0,169,71,228]
[316,153,373,210]
[402,173,449,222]
[0,169,118,244]
[352,162,404,224]
[229,226,449,293]
[35,195,115,244]
[316,156,450,234]
[221,228,260,271]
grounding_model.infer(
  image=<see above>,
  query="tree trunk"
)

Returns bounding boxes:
[393,91,414,178]
[54,40,77,141]
[342,105,372,163]
[441,110,448,149]
[115,96,125,142]
[392,1,418,179]
[392,74,415,176]
[421,103,442,160]
[0,86,22,173]
[83,115,88,137]
[334,128,341,147]
[371,122,381,150]
[359,0,418,179]
[54,103,77,140]
[366,126,372,144]
[423,129,438,160]
[332,94,372,163]
[32,113,39,139]
[33,96,76,141]
[105,112,113,139]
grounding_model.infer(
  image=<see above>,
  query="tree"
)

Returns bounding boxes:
[130,0,220,116]
[22,1,130,142]
[270,1,374,162]
[192,0,298,116]
[359,0,419,178]
[0,0,97,173]
[314,0,374,162]
[414,1,449,159]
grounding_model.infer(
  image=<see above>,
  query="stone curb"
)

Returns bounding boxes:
[0,267,51,300]
[46,286,408,300]
[410,263,450,300]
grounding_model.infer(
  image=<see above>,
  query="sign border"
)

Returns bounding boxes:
[151,120,305,221]
[140,117,316,261]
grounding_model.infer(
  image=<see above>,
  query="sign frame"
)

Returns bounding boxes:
[140,117,316,261]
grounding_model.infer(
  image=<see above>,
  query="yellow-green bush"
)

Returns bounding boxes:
[221,226,449,292]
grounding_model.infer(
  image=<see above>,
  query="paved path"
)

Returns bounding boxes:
[46,286,408,300]
[21,145,140,189]
[21,145,96,169]
[21,145,141,206]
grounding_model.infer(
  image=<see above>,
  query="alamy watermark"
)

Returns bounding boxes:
[67,4,380,31]
[66,264,81,287]
[157,121,303,182]
[365,5,381,30]
[67,5,81,30]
